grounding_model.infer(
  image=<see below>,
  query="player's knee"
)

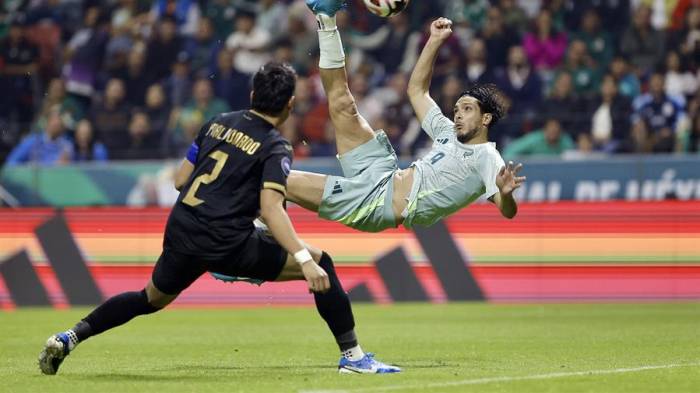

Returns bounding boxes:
[318,251,335,271]
[144,282,176,309]
[147,295,173,309]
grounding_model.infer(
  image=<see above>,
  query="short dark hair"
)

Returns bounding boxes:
[251,62,297,116]
[458,83,507,129]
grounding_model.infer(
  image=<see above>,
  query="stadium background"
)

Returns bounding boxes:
[1,0,700,308]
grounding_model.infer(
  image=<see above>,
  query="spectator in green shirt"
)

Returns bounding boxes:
[680,113,700,153]
[609,56,641,98]
[571,9,615,69]
[34,78,85,132]
[169,78,230,154]
[504,118,575,159]
[555,39,601,98]
[444,0,489,31]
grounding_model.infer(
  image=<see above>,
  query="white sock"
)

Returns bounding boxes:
[316,14,345,69]
[342,344,365,361]
[65,329,80,351]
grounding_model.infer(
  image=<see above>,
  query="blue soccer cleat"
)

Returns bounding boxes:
[306,0,347,16]
[338,352,402,374]
[38,332,71,375]
[210,272,264,286]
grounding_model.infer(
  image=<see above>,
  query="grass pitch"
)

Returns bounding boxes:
[2,303,699,392]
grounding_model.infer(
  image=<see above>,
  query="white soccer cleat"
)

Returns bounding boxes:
[338,352,402,374]
[38,333,71,375]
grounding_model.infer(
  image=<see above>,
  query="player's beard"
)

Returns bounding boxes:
[457,125,481,143]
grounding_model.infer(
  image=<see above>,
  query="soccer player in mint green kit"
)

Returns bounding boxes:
[287,2,526,232]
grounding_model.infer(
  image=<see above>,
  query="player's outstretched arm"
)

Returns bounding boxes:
[175,136,204,191]
[260,189,330,293]
[174,159,194,191]
[490,161,526,219]
[407,18,453,124]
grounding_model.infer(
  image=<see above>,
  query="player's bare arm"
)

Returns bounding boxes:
[260,188,330,293]
[174,159,194,191]
[407,17,452,124]
[489,161,526,219]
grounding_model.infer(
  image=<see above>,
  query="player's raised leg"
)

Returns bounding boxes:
[306,0,375,155]
[286,170,326,212]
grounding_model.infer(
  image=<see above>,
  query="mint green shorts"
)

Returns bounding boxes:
[318,131,398,232]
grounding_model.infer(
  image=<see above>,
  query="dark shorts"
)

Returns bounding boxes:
[152,228,288,295]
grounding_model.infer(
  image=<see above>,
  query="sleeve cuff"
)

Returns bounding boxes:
[263,182,287,196]
[421,104,443,135]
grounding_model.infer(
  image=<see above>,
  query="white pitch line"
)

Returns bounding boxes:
[299,362,700,393]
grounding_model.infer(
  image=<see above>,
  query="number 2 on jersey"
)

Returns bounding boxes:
[182,150,229,207]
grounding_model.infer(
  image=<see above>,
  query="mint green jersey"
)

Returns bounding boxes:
[402,104,505,229]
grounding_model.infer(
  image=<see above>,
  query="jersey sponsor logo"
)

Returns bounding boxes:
[281,156,291,176]
[205,123,261,155]
[463,149,474,158]
[436,138,449,144]
[332,181,343,195]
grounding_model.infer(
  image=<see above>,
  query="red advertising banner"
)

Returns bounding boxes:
[1,201,699,307]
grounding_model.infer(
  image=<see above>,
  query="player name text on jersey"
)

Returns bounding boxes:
[205,123,262,155]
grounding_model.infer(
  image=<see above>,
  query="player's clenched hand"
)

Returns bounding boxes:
[496,161,526,195]
[301,261,330,294]
[430,18,452,41]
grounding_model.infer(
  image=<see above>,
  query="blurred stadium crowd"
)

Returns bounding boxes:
[2,0,700,166]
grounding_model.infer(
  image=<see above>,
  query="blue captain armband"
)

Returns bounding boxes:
[186,142,199,164]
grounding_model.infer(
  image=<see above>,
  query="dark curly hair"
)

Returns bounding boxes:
[251,62,297,116]
[458,83,508,129]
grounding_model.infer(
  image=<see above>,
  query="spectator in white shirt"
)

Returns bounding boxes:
[225,11,271,75]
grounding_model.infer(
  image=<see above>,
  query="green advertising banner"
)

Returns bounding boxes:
[2,156,700,207]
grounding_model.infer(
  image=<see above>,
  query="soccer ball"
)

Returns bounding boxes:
[362,0,410,18]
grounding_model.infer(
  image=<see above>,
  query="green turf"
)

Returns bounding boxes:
[2,303,699,392]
